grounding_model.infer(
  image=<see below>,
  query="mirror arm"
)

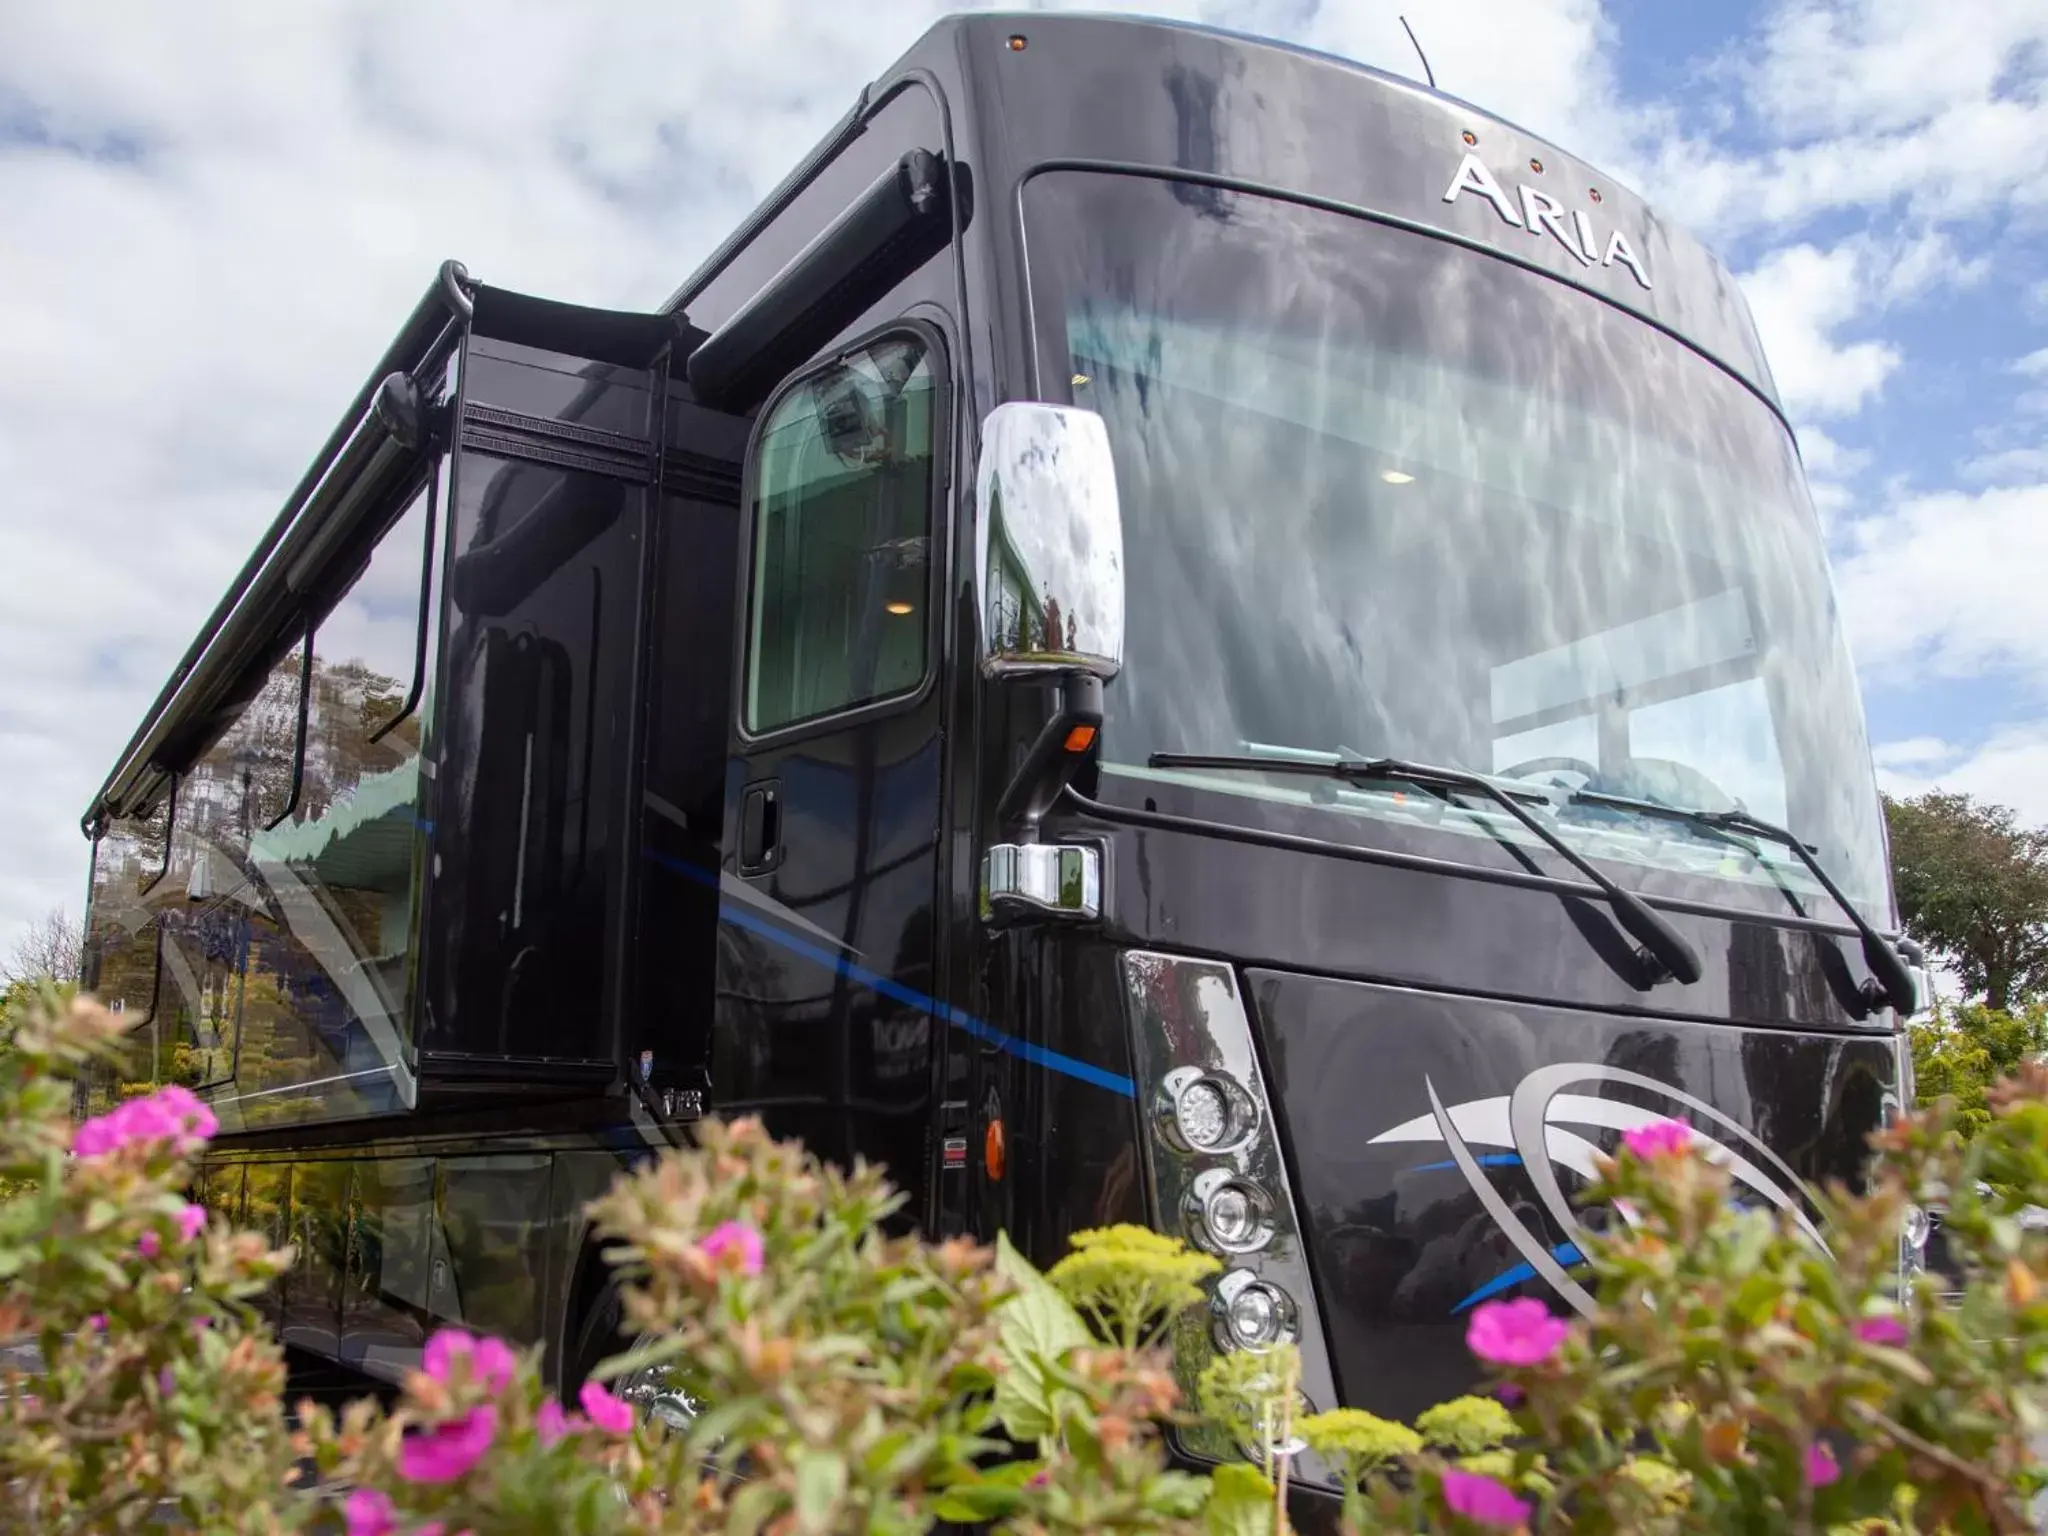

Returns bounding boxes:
[994,673,1103,843]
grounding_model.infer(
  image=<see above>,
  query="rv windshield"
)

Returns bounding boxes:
[1021,169,1890,921]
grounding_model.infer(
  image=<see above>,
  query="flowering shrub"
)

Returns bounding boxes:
[4,982,2048,1533]
[1299,1086,2048,1534]
[0,985,303,1532]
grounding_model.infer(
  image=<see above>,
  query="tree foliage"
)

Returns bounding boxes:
[1885,791,2048,1013]
[1909,999,2048,1139]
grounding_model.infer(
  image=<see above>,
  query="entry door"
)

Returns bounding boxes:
[716,322,951,1214]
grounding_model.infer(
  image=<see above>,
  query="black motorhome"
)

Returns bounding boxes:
[76,8,1925,1498]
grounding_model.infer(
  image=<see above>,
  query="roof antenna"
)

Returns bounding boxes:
[1399,15,1437,91]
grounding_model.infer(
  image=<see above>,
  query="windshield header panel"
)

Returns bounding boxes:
[955,11,1778,411]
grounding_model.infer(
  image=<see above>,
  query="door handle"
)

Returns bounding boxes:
[739,779,781,874]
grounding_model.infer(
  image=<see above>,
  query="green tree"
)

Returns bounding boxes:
[1908,997,2048,1136]
[1885,790,2048,1012]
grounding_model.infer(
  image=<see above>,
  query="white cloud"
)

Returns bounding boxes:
[1739,243,1901,416]
[2016,348,2048,378]
[1877,726,2048,832]
[1871,736,1959,769]
[1963,446,2048,484]
[1834,482,2048,683]
[1648,0,2048,238]
[0,0,1628,956]
[1750,0,2048,138]
[1796,423,1870,528]
[1796,424,1869,479]
[1874,229,1993,304]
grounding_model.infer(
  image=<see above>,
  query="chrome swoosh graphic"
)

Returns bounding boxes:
[1377,1061,1826,1319]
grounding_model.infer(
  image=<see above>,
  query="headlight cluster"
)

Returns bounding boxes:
[1119,951,1342,1486]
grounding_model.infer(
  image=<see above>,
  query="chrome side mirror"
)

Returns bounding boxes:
[974,403,1125,921]
[974,402,1124,681]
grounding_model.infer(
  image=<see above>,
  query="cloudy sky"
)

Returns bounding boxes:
[1,0,2044,958]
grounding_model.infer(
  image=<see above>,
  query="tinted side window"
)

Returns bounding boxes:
[158,639,307,1094]
[83,802,169,1023]
[744,333,938,734]
[147,473,440,1133]
[79,800,173,1114]
[222,480,436,1127]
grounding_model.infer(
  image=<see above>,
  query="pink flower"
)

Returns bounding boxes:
[137,1230,162,1259]
[158,1366,175,1395]
[1441,1467,1532,1528]
[536,1399,577,1446]
[1466,1297,1570,1367]
[422,1328,517,1394]
[398,1405,496,1483]
[343,1487,396,1536]
[698,1220,765,1276]
[177,1203,206,1243]
[580,1379,634,1436]
[85,1314,106,1332]
[70,1086,218,1160]
[1854,1316,1908,1347]
[1806,1441,1840,1487]
[70,1115,121,1157]
[1621,1118,1692,1160]
[191,1317,212,1336]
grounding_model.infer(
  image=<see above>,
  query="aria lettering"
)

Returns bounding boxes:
[1441,151,1650,291]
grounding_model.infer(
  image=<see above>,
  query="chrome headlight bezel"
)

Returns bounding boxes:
[1156,1065,1262,1157]
[1119,950,1339,1489]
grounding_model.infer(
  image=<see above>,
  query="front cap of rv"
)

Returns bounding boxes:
[968,392,1919,1485]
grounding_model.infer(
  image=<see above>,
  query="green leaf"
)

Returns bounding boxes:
[1146,1469,1214,1517]
[1204,1461,1279,1536]
[793,1449,847,1534]
[930,1473,1031,1524]
[689,1396,767,1466]
[726,1479,784,1536]
[1732,1271,1780,1328]
[993,1232,1092,1442]
[1863,1342,1936,1386]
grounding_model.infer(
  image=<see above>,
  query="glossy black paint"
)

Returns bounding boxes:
[1251,971,1897,1420]
[83,11,1901,1439]
[1067,787,1887,1032]
[421,330,670,1073]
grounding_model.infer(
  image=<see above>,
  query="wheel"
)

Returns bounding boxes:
[564,1276,701,1433]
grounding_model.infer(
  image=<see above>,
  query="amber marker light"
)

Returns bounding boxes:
[984,1118,1007,1180]
[885,601,914,616]
[1064,723,1098,753]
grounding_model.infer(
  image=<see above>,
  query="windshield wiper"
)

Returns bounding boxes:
[1543,789,1919,1016]
[1148,751,1703,987]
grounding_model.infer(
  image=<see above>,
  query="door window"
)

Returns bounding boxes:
[743,333,939,734]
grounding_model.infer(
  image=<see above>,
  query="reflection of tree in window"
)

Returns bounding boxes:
[87,482,439,1132]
